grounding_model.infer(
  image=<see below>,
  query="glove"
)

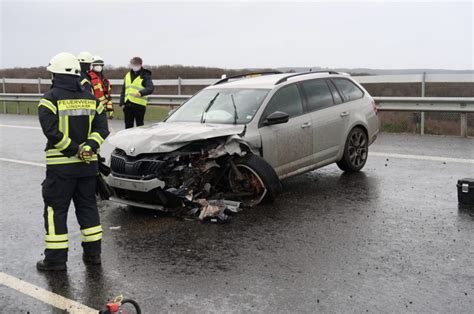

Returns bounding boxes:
[132,91,141,97]
[78,145,94,164]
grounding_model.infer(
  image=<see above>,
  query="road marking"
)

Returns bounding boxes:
[0,272,97,313]
[371,152,474,164]
[0,152,472,170]
[0,157,45,168]
[0,124,41,130]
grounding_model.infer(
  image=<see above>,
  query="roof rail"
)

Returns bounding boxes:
[275,71,340,85]
[213,71,283,86]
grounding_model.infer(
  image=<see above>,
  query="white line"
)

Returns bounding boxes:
[0,124,41,130]
[0,157,45,167]
[371,152,474,164]
[0,272,97,313]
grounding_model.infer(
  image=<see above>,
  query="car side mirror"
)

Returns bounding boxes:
[264,111,290,126]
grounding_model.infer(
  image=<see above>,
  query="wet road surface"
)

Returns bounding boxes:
[0,114,473,313]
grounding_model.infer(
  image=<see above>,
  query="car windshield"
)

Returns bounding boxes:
[166,88,270,124]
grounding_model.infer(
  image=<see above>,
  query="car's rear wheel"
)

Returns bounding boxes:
[228,154,282,206]
[337,127,368,172]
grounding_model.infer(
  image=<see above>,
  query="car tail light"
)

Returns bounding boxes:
[371,99,378,114]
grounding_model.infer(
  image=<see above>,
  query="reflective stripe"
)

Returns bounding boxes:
[88,132,104,145]
[54,134,71,151]
[81,78,90,86]
[97,104,105,114]
[82,233,102,243]
[46,155,98,165]
[81,225,102,235]
[93,84,103,90]
[45,242,68,249]
[47,206,55,235]
[38,99,57,114]
[58,109,95,116]
[45,234,68,242]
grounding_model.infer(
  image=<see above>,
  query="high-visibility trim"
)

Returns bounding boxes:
[88,132,104,145]
[58,109,95,116]
[81,78,90,86]
[81,233,102,243]
[97,104,105,114]
[47,206,55,235]
[93,84,103,91]
[46,155,98,165]
[54,133,71,151]
[81,225,102,235]
[57,99,96,111]
[45,241,68,249]
[45,234,68,242]
[38,99,57,114]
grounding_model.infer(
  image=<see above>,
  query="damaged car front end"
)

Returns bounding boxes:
[99,121,281,219]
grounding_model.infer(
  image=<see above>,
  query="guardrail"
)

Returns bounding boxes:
[1,93,472,137]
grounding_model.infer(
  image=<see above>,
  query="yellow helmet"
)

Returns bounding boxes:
[46,52,81,76]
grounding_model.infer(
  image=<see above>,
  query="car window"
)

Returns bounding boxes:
[326,79,343,105]
[300,79,334,112]
[166,88,270,124]
[263,84,303,118]
[332,78,364,102]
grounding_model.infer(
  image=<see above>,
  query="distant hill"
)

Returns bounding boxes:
[277,67,474,75]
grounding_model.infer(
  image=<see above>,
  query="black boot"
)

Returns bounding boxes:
[83,253,101,265]
[36,259,67,271]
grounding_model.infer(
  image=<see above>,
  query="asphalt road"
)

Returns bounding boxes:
[0,114,473,313]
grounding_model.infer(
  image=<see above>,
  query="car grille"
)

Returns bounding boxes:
[110,150,166,178]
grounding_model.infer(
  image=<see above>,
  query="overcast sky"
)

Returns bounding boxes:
[0,0,472,69]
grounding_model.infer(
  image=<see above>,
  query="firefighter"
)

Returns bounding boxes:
[88,55,114,119]
[77,51,93,93]
[119,56,154,128]
[36,52,110,271]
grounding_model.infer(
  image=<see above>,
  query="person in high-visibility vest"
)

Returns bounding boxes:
[36,52,109,271]
[119,57,154,128]
[88,55,114,119]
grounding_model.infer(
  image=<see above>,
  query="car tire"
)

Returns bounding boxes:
[233,154,282,205]
[337,127,369,172]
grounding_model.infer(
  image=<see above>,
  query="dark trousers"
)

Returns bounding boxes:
[42,170,102,263]
[123,103,146,129]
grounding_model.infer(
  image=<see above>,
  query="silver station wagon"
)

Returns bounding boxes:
[100,71,379,210]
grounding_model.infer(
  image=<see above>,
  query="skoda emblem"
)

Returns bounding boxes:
[130,147,135,154]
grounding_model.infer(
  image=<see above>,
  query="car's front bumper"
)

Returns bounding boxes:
[106,173,165,192]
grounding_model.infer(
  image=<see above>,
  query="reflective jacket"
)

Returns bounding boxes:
[120,68,154,107]
[38,74,109,177]
[88,70,113,113]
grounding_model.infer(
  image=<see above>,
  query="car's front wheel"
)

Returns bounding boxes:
[227,154,282,206]
[337,127,368,172]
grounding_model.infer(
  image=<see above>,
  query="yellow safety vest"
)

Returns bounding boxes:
[124,72,148,106]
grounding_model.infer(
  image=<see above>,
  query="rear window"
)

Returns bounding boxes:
[300,79,334,112]
[332,78,364,102]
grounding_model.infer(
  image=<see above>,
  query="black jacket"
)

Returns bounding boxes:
[119,68,154,106]
[38,74,110,177]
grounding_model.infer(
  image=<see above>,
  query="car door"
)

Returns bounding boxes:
[299,78,349,163]
[258,84,313,177]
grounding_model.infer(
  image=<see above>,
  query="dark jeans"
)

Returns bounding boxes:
[42,170,102,263]
[123,103,146,129]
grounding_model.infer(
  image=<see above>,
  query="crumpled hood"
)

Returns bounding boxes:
[107,122,246,156]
